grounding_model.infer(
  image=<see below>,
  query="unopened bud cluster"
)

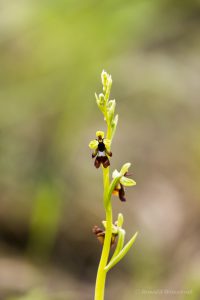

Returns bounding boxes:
[95,70,118,141]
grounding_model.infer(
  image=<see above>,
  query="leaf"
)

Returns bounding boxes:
[112,228,125,259]
[104,232,138,272]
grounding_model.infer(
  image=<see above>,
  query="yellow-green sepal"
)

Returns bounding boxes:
[120,163,131,175]
[120,176,136,187]
[89,139,98,149]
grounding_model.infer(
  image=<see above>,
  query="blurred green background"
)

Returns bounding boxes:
[0,0,200,299]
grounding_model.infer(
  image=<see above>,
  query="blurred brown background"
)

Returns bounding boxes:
[0,0,200,299]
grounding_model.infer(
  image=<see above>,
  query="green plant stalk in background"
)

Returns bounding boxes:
[89,71,138,300]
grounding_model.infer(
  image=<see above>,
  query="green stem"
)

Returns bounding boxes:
[94,167,112,300]
[94,122,113,300]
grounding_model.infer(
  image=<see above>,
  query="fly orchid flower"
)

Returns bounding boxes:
[89,131,112,168]
[92,221,118,246]
[112,163,136,202]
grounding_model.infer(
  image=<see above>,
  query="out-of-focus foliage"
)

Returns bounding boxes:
[0,0,200,299]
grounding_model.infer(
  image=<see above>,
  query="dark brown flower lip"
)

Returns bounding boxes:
[112,183,126,202]
[94,156,110,169]
[92,139,112,169]
[92,225,118,246]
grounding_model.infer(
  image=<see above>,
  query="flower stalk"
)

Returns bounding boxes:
[89,71,137,300]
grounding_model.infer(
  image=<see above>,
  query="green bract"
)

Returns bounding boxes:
[115,213,124,227]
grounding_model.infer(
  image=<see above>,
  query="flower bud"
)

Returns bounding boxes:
[101,70,112,100]
[111,114,118,137]
[101,70,109,92]
[107,100,116,122]
[98,93,105,106]
[116,213,124,228]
